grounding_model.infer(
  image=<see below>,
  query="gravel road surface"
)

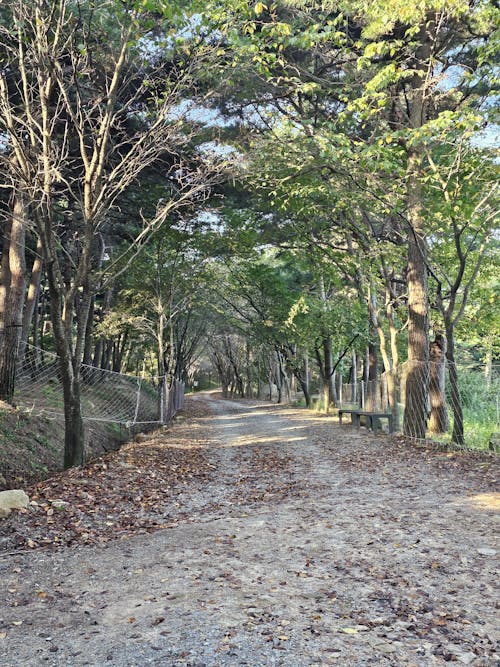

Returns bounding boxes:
[0,394,498,666]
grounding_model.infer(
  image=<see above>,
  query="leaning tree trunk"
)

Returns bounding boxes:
[0,196,26,403]
[428,333,449,434]
[403,147,430,439]
[298,375,311,407]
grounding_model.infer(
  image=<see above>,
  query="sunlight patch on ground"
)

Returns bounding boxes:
[464,493,500,511]
[212,411,267,421]
[216,435,308,448]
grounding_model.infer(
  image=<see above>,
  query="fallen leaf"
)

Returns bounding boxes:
[151,617,165,626]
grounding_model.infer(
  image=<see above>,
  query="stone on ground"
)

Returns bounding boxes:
[0,489,29,518]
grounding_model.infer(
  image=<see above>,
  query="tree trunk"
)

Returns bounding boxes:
[428,333,449,434]
[484,343,492,389]
[101,340,112,370]
[387,296,401,431]
[82,296,96,366]
[386,370,399,430]
[20,236,43,360]
[61,364,85,468]
[298,374,311,407]
[47,287,85,467]
[323,336,334,409]
[41,225,86,468]
[351,348,358,404]
[275,353,283,404]
[245,340,253,398]
[445,323,464,446]
[315,339,334,411]
[0,196,26,402]
[330,370,337,405]
[92,287,113,368]
[403,147,429,439]
[268,365,273,402]
[0,215,12,348]
[365,342,379,411]
[402,23,432,439]
[304,350,309,396]
[277,351,290,403]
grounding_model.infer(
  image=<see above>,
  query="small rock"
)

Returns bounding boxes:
[378,644,396,653]
[457,652,477,665]
[477,548,496,556]
[0,490,29,519]
[50,499,70,510]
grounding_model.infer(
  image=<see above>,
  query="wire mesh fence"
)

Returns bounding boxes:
[16,345,185,426]
[338,361,499,451]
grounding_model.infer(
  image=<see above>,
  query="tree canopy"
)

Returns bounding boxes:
[0,0,498,464]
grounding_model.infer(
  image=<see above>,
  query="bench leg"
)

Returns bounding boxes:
[352,413,360,429]
[372,417,379,434]
[339,412,343,426]
[388,415,394,434]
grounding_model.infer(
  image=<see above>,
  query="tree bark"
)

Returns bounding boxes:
[445,322,464,446]
[351,348,358,404]
[50,315,85,467]
[0,196,27,402]
[314,338,334,411]
[41,224,86,468]
[402,22,432,439]
[82,296,96,366]
[92,287,113,368]
[19,236,43,360]
[298,375,311,407]
[428,333,449,434]
[0,216,12,340]
[403,146,430,439]
[364,341,379,411]
[245,340,253,398]
[61,365,85,468]
[323,337,334,410]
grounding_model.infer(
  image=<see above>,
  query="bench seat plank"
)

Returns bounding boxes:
[338,408,394,434]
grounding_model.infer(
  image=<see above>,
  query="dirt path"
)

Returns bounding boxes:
[0,394,498,666]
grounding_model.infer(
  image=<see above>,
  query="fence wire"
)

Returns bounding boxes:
[339,361,499,452]
[16,345,185,426]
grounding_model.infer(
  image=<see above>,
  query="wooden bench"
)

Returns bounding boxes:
[338,408,394,434]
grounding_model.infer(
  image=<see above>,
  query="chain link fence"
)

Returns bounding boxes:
[338,361,499,451]
[16,345,185,427]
